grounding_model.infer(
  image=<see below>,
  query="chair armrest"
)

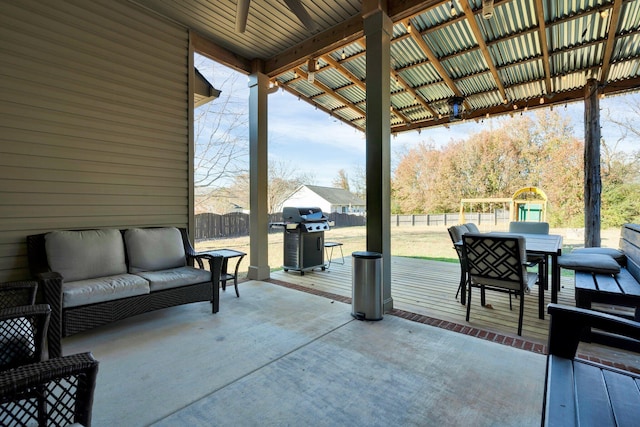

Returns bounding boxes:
[35,272,64,358]
[547,303,640,359]
[0,352,99,427]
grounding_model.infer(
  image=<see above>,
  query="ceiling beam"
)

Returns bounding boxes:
[191,31,252,74]
[264,15,364,76]
[599,0,624,85]
[459,1,507,103]
[533,0,552,95]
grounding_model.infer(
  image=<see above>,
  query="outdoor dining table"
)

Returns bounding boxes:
[459,232,563,320]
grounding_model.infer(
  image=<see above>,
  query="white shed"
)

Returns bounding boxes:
[281,185,365,215]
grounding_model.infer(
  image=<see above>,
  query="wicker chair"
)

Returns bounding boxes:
[0,305,51,371]
[0,352,98,427]
[0,281,38,309]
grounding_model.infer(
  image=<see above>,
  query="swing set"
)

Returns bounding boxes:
[459,187,548,224]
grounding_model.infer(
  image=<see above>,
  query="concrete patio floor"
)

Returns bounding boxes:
[64,280,546,426]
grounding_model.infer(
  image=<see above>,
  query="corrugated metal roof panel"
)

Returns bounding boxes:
[612,33,640,62]
[337,85,366,104]
[391,37,428,68]
[417,81,456,102]
[399,63,443,87]
[314,67,352,89]
[456,73,498,96]
[609,59,640,82]
[489,32,541,67]
[441,50,487,78]
[501,60,545,86]
[392,91,417,109]
[421,20,477,58]
[340,56,366,82]
[505,81,546,103]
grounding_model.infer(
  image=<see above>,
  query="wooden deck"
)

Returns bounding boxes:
[270,256,577,346]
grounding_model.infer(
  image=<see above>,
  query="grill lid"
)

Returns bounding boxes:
[282,207,327,223]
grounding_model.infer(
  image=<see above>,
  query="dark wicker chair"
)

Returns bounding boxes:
[0,352,98,427]
[0,305,51,371]
[0,281,38,309]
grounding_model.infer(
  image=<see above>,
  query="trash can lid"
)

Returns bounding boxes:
[352,251,382,259]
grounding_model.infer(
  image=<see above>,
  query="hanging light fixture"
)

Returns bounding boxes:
[482,0,494,19]
[450,1,457,17]
[307,58,317,83]
[341,49,346,60]
[448,96,465,121]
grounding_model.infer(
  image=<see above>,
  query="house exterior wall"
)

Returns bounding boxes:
[0,0,190,281]
[282,187,332,213]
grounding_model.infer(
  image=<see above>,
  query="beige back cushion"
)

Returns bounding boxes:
[45,229,127,282]
[125,228,186,273]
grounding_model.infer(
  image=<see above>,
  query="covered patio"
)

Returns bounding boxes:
[1,2,640,425]
[65,278,547,426]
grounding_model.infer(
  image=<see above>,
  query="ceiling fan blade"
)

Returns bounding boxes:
[236,0,250,33]
[283,0,318,32]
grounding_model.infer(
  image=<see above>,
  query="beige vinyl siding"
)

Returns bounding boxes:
[0,0,191,281]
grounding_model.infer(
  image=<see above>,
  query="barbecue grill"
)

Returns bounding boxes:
[272,207,329,275]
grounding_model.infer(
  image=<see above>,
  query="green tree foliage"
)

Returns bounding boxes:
[391,110,605,226]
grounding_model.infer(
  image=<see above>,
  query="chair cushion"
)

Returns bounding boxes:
[569,247,626,266]
[45,229,127,282]
[558,253,621,274]
[135,266,211,292]
[125,228,186,273]
[62,274,150,308]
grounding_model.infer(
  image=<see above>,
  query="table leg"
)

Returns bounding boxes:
[551,254,559,304]
[232,255,245,297]
[220,258,229,292]
[538,255,547,319]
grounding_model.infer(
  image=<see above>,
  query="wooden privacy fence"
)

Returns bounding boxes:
[194,211,510,240]
[194,212,367,240]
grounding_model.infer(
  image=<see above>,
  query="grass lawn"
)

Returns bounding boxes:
[196,225,621,275]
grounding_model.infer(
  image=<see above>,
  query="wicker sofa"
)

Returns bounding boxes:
[27,227,222,358]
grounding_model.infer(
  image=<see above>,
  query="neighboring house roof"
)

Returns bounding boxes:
[194,67,221,107]
[301,185,365,206]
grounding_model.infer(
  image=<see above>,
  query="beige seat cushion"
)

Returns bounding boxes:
[45,229,126,282]
[62,274,150,308]
[135,266,211,292]
[125,228,186,273]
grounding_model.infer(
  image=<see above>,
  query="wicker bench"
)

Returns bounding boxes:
[542,304,640,427]
[27,227,222,358]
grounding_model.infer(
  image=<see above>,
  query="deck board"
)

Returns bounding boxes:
[270,256,577,345]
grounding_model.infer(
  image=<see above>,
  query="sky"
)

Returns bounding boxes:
[197,55,639,188]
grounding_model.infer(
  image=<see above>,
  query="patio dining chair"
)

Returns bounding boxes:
[448,224,471,302]
[508,221,549,288]
[462,233,538,336]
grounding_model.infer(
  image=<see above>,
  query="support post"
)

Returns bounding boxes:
[363,1,393,312]
[584,79,601,247]
[248,63,271,280]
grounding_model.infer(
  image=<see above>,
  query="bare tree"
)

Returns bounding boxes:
[267,159,316,213]
[194,55,250,212]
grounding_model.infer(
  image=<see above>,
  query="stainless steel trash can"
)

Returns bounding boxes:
[351,251,383,320]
